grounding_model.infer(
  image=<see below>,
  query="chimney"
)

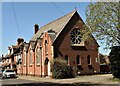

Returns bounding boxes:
[17,38,24,45]
[2,55,3,58]
[34,24,39,34]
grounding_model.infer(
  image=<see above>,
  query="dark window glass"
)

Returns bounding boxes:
[6,70,14,72]
[76,55,80,64]
[45,40,48,54]
[87,55,91,64]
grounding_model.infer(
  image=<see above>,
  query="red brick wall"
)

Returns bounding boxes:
[41,32,53,76]
[22,50,28,75]
[27,46,35,76]
[23,32,53,76]
[34,42,42,76]
[54,12,100,74]
[20,12,100,76]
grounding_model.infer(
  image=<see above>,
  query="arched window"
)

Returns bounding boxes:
[24,51,26,65]
[70,28,81,44]
[29,49,32,65]
[36,47,40,64]
[76,55,81,65]
[45,57,49,65]
[65,55,68,64]
[87,55,91,65]
[45,40,48,54]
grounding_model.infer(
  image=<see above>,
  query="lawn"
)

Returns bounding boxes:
[110,78,120,82]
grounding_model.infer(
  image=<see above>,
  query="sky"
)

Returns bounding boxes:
[1,2,111,56]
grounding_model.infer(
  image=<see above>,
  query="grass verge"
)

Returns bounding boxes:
[110,78,120,82]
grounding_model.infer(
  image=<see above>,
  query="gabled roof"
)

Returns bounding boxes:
[24,42,29,52]
[4,54,12,58]
[12,45,18,48]
[49,34,56,41]
[31,10,77,41]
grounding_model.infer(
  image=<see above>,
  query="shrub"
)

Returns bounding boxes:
[109,46,120,78]
[51,58,76,79]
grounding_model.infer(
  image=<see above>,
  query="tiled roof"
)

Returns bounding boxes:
[4,54,12,58]
[31,10,77,41]
[24,42,29,52]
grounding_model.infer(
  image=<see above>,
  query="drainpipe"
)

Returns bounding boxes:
[34,50,35,76]
[21,53,23,75]
[41,47,42,77]
[21,54,23,75]
[26,51,28,76]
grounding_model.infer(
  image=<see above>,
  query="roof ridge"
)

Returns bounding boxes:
[39,10,76,29]
[31,10,77,41]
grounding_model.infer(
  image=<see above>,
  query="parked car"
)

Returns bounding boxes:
[2,69,17,79]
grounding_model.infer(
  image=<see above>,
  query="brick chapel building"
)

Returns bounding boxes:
[21,10,100,77]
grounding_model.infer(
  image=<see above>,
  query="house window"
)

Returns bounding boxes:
[36,47,41,65]
[65,55,68,64]
[24,51,26,65]
[76,55,81,65]
[45,40,48,54]
[87,55,91,65]
[29,49,32,65]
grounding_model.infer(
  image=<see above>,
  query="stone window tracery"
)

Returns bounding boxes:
[70,28,81,44]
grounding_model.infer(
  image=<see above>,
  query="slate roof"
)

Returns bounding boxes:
[4,54,12,58]
[31,10,77,41]
[12,45,19,48]
[49,34,56,42]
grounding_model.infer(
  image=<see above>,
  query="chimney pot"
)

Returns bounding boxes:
[17,38,24,45]
[34,24,39,34]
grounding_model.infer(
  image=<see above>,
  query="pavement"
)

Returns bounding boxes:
[1,74,120,86]
[1,78,37,85]
[18,74,119,84]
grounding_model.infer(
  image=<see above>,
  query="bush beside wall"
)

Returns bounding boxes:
[51,58,76,79]
[109,46,120,78]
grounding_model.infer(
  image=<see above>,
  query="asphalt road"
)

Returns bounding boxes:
[18,74,119,84]
[1,78,119,86]
[0,74,120,86]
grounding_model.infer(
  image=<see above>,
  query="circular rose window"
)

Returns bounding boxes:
[70,28,81,44]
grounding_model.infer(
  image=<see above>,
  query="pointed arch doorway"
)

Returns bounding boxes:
[44,57,50,76]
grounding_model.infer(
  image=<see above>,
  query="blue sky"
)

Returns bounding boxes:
[1,2,110,56]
